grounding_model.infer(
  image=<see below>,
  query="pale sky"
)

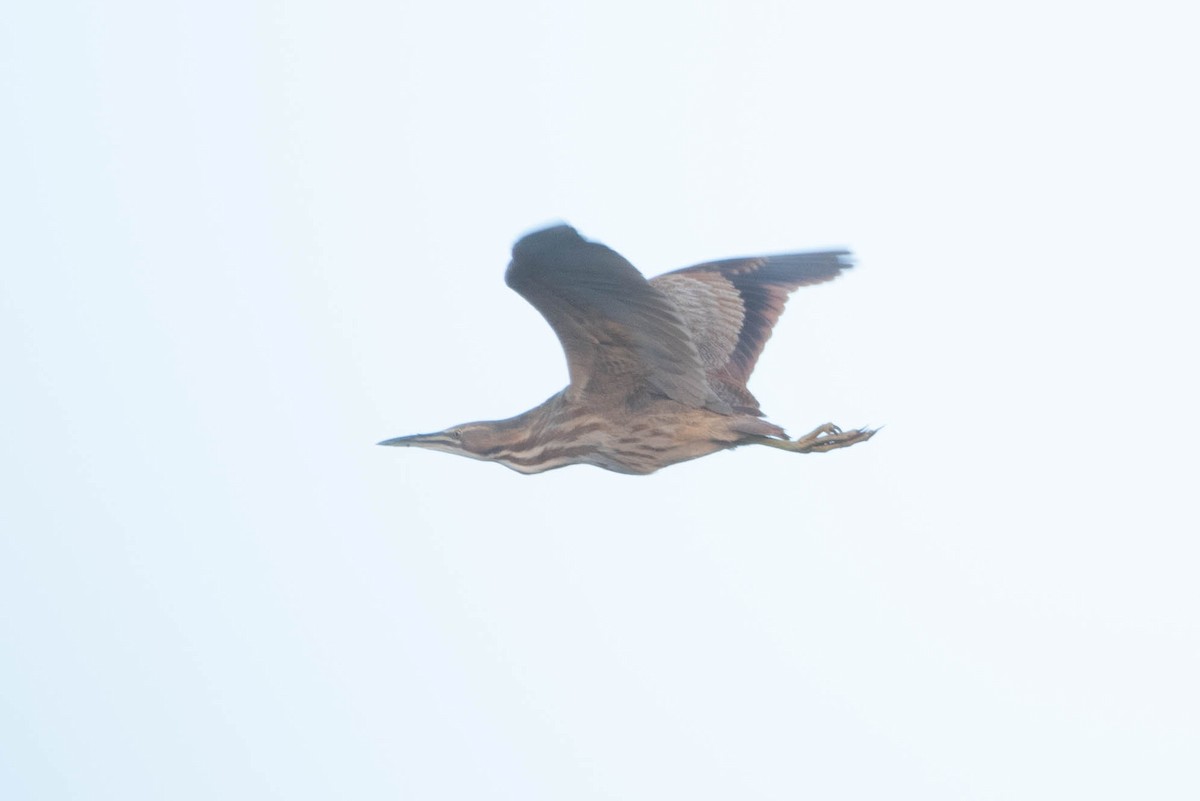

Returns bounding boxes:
[2,1,1198,799]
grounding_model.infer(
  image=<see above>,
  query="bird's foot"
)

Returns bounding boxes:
[754,422,877,454]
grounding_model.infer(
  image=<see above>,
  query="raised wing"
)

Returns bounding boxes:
[505,225,729,411]
[651,250,852,412]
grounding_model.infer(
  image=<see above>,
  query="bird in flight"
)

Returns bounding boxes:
[380,224,874,474]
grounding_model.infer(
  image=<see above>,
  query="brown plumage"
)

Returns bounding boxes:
[380,224,874,474]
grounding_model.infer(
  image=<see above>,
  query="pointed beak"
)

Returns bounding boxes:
[377,433,445,447]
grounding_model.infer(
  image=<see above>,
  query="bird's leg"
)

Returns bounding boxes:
[749,423,876,453]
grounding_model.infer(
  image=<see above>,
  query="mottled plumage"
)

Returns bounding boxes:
[652,251,851,413]
[380,224,874,474]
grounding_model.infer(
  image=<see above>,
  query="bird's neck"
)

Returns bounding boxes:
[480,391,608,474]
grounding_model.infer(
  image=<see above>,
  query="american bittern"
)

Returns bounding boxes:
[380,225,874,474]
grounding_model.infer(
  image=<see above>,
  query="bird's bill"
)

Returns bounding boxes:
[377,432,453,448]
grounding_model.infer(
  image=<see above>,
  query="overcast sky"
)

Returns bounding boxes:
[3,1,1197,799]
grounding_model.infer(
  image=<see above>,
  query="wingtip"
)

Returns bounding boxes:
[512,222,582,253]
[507,223,588,289]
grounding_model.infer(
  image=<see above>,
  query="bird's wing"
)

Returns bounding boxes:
[505,225,727,411]
[650,250,852,412]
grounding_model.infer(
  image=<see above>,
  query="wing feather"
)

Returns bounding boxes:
[651,250,853,412]
[505,225,728,411]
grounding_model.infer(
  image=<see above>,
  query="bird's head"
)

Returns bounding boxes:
[378,396,584,474]
[377,421,501,462]
[378,401,585,474]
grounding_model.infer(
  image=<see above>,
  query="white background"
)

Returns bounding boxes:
[3,1,1197,798]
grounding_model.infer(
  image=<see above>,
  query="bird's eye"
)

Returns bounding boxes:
[450,429,462,441]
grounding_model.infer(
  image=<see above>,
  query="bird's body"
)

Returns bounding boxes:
[381,225,874,474]
[415,389,783,476]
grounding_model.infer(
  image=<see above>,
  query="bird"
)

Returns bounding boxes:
[380,224,874,475]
